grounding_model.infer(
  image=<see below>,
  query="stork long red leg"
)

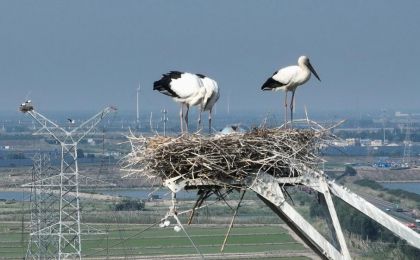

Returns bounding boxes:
[290,90,296,129]
[197,110,202,131]
[180,104,184,132]
[184,105,189,133]
[284,91,288,128]
[209,109,213,133]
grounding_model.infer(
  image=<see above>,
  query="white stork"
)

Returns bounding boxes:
[153,71,205,132]
[197,74,220,133]
[261,55,321,126]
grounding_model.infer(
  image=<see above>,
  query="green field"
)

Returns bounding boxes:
[0,222,310,259]
[0,191,314,259]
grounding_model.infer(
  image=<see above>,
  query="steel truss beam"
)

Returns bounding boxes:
[163,166,420,260]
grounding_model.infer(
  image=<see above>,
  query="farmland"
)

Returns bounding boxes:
[0,222,312,259]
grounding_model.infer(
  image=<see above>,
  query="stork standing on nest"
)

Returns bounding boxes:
[197,74,220,132]
[261,56,321,127]
[154,71,204,132]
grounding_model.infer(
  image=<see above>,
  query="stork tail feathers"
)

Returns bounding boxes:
[261,77,283,91]
[153,72,181,98]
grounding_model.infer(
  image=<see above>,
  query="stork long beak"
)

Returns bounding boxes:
[308,61,321,82]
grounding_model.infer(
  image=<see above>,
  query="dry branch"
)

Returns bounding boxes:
[122,127,333,185]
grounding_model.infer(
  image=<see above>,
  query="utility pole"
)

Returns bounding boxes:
[136,83,141,129]
[227,91,230,115]
[403,118,412,166]
[381,109,387,145]
[161,108,168,136]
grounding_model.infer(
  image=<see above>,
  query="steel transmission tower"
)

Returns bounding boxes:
[20,101,117,259]
[25,153,59,259]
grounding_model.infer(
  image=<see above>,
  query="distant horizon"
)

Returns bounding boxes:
[3,103,420,114]
[2,106,419,120]
[1,1,420,113]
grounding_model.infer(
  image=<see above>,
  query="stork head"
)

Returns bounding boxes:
[298,56,321,82]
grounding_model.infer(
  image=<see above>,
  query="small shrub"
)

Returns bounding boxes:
[114,199,145,211]
[344,165,357,176]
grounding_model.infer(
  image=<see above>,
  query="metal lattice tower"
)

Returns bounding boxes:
[25,153,59,259]
[20,101,116,259]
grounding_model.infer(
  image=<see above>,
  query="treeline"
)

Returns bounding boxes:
[353,179,383,190]
[354,179,420,203]
[309,197,420,258]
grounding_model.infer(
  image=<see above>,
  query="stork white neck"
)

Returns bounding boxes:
[297,56,309,71]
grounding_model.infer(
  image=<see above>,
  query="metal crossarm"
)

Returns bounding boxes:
[28,110,68,142]
[24,105,117,144]
[69,106,117,143]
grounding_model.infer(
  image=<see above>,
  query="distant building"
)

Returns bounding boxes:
[395,111,409,117]
[360,139,371,147]
[370,140,383,147]
[330,140,349,147]
[345,138,360,146]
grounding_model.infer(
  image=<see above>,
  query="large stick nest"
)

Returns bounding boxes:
[123,127,332,185]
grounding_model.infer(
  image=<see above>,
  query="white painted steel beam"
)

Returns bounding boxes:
[318,179,351,259]
[328,181,420,250]
[250,173,347,260]
[162,167,420,259]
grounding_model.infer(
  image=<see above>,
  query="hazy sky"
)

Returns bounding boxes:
[1,1,420,115]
